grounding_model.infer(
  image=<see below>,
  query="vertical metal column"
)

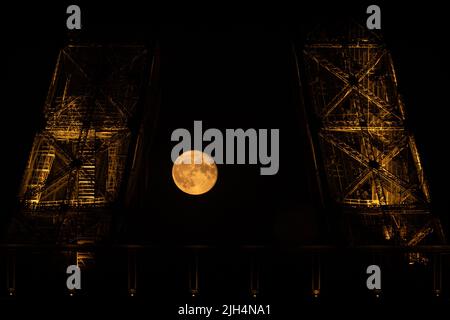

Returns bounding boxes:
[311,254,321,298]
[432,254,442,298]
[250,254,260,299]
[6,251,16,297]
[189,252,199,298]
[128,249,137,297]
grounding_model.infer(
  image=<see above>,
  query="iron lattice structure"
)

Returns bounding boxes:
[302,24,445,247]
[12,44,155,255]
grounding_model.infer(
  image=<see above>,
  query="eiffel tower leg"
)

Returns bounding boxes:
[128,249,137,297]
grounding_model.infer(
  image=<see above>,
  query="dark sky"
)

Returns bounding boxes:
[2,1,449,243]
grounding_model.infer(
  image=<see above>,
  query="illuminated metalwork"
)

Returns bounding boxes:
[301,24,445,247]
[11,44,156,249]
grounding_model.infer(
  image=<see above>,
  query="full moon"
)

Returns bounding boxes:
[172,150,218,195]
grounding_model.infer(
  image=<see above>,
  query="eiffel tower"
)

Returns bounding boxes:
[299,23,446,257]
[4,22,448,301]
[8,43,159,266]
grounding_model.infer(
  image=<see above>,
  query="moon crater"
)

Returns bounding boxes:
[172,150,218,195]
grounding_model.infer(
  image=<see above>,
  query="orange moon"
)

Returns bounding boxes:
[172,150,218,195]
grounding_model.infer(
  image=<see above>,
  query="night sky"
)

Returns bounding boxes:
[0,2,449,311]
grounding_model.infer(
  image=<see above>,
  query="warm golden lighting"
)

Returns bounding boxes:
[313,289,320,298]
[172,150,218,195]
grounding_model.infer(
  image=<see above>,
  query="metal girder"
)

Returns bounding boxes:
[354,49,386,80]
[357,85,403,122]
[322,85,352,118]
[407,224,434,247]
[62,48,90,80]
[40,131,74,165]
[301,24,444,247]
[19,44,151,212]
[323,127,404,132]
[342,168,372,200]
[322,133,424,204]
[377,135,408,164]
[306,52,349,83]
[306,44,382,49]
